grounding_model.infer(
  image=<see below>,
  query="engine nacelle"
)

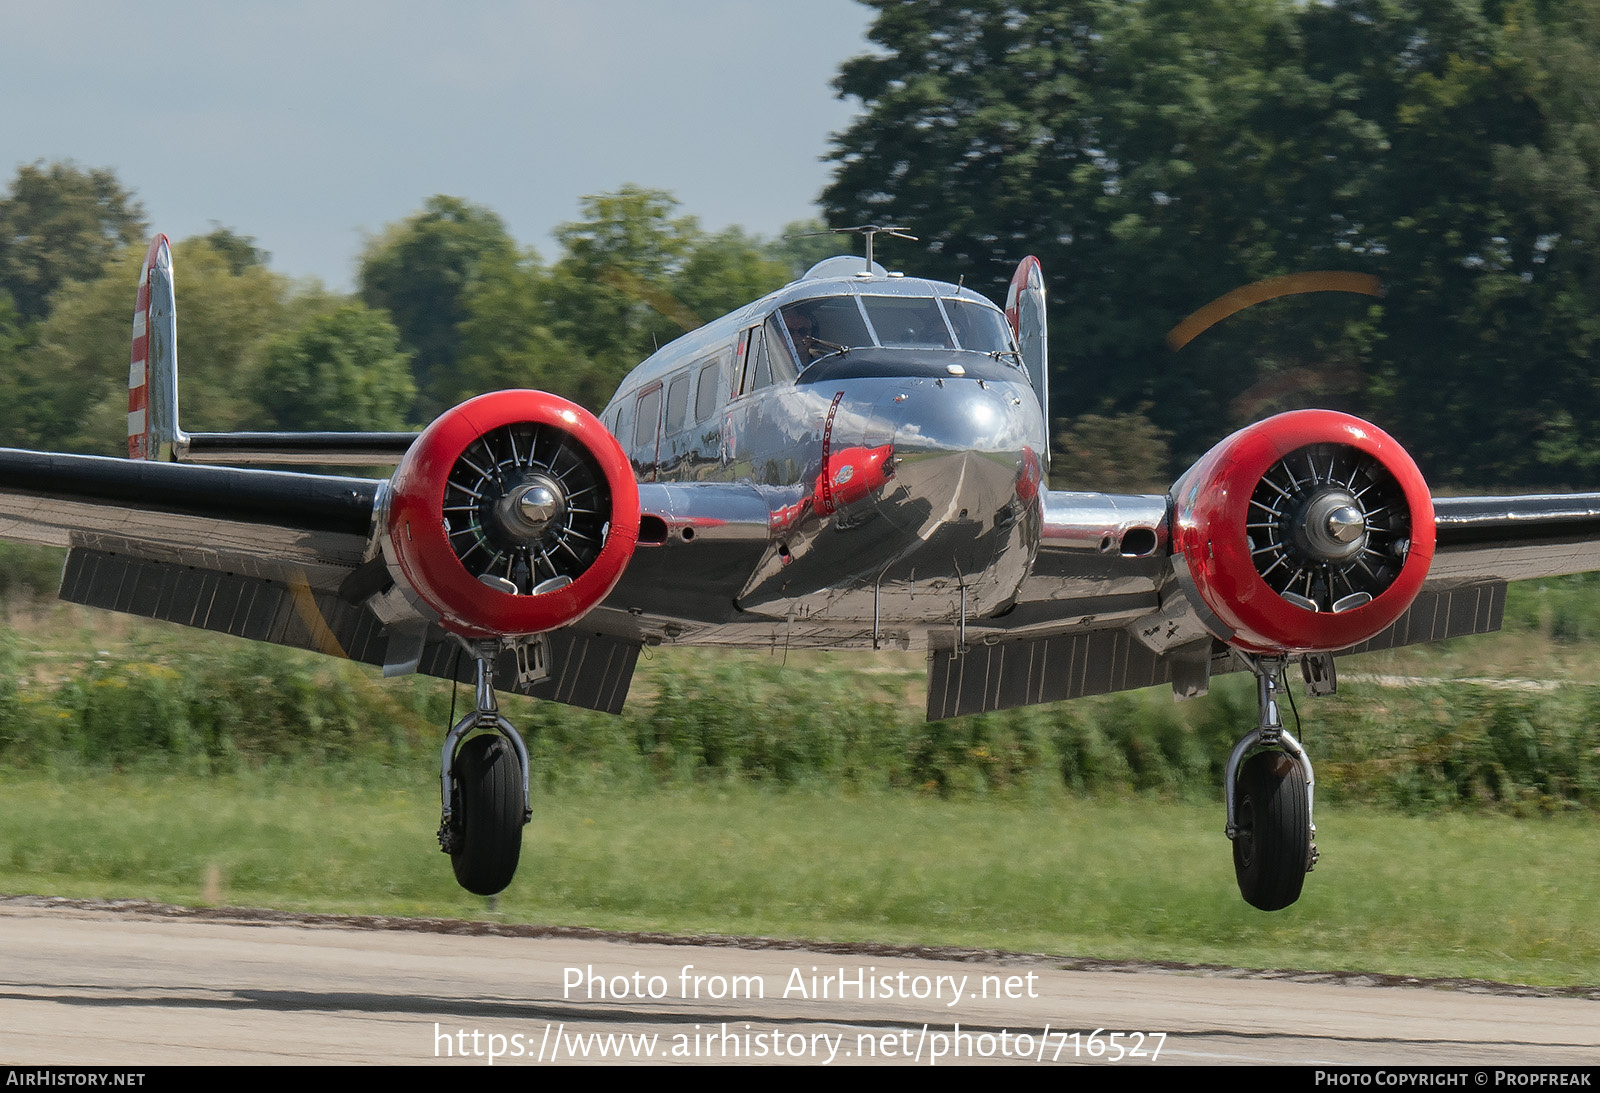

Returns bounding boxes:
[1170,409,1434,654]
[383,390,640,638]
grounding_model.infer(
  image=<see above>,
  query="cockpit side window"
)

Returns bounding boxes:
[860,296,954,348]
[779,297,872,365]
[751,327,773,390]
[942,299,1015,354]
[763,315,798,384]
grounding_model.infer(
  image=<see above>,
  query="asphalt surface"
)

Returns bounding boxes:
[0,897,1595,1066]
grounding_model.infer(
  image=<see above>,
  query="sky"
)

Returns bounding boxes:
[1,0,876,290]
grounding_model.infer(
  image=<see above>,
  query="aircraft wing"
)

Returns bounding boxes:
[10,432,1600,720]
[925,486,1600,720]
[1429,494,1600,584]
[0,447,784,714]
[0,447,439,676]
[0,448,377,585]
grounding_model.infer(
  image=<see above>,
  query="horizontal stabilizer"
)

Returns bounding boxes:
[127,235,418,466]
[180,431,418,465]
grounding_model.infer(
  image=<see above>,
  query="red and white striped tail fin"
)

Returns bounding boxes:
[123,234,417,467]
[128,235,182,460]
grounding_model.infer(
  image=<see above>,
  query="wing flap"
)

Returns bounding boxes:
[62,546,389,661]
[931,582,1507,718]
[928,627,1177,720]
[61,546,638,713]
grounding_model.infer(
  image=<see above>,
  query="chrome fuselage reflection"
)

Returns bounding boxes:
[600,267,1048,638]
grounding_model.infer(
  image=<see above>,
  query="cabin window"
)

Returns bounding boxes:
[694,359,720,422]
[611,396,634,446]
[633,386,661,450]
[664,372,690,433]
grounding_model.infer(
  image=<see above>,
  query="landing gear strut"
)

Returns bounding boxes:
[1224,655,1318,911]
[438,642,532,896]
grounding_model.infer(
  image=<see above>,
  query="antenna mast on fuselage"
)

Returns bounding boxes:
[811,224,919,273]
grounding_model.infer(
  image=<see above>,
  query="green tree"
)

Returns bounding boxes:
[0,292,32,437]
[1051,409,1172,493]
[455,187,791,412]
[825,0,1323,463]
[824,0,1600,487]
[358,196,515,417]
[765,218,847,279]
[544,185,702,379]
[198,225,270,276]
[6,237,296,454]
[451,249,601,408]
[673,226,793,326]
[257,305,415,431]
[0,162,146,323]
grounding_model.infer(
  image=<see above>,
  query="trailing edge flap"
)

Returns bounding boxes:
[58,547,640,715]
[926,583,1507,720]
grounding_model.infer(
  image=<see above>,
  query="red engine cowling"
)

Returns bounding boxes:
[383,390,640,638]
[1171,409,1435,654]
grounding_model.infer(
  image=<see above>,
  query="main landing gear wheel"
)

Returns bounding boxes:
[438,641,534,897]
[448,733,526,896]
[1224,655,1319,911]
[1232,750,1311,912]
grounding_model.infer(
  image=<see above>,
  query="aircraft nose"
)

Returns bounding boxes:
[871,375,1043,487]
[862,374,1045,609]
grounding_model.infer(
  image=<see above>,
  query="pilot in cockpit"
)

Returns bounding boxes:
[782,305,821,364]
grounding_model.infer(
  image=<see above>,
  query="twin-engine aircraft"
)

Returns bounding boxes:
[3,231,1597,911]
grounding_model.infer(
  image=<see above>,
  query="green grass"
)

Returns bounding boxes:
[2,768,1596,988]
[4,570,1600,988]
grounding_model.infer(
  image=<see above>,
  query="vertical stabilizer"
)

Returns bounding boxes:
[128,235,185,460]
[1005,255,1049,468]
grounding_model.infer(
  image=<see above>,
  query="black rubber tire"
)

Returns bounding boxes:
[1232,750,1311,911]
[449,733,526,896]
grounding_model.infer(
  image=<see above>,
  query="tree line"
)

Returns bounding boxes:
[0,173,827,456]
[826,0,1600,488]
[4,0,1600,490]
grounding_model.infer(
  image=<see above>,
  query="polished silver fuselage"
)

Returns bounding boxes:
[596,268,1059,649]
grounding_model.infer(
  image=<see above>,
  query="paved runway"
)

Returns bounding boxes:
[0,897,1595,1065]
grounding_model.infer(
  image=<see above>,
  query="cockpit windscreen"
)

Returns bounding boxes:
[941,299,1014,354]
[778,294,1016,366]
[780,298,872,364]
[860,296,952,348]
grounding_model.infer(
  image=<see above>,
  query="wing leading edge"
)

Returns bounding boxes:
[0,448,646,712]
[1429,493,1600,584]
[0,448,377,582]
